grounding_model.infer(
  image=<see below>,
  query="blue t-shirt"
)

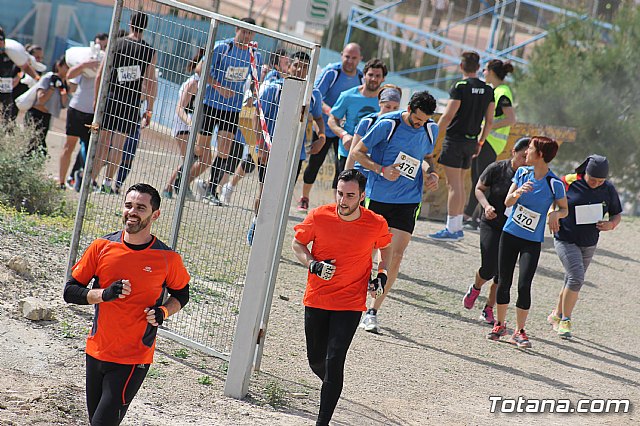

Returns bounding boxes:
[330,86,380,157]
[351,112,380,175]
[314,62,363,138]
[555,175,622,247]
[300,88,323,161]
[503,166,566,242]
[361,110,438,204]
[204,39,262,111]
[257,81,323,161]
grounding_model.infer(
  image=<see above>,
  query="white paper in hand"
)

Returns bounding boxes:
[575,204,603,225]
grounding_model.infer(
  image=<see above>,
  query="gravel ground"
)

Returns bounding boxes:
[0,199,638,426]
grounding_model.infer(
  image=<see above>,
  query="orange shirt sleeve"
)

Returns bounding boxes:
[166,252,190,290]
[293,209,316,245]
[71,240,104,285]
[373,216,392,249]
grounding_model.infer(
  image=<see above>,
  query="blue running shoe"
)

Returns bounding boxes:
[456,230,464,240]
[247,217,256,246]
[428,229,460,242]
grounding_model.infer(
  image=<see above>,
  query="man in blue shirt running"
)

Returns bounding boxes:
[328,58,387,178]
[297,43,363,212]
[351,91,440,333]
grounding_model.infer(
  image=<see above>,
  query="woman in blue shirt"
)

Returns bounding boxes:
[487,136,568,348]
[548,155,621,338]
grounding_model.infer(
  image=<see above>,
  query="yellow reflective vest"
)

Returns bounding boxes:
[486,84,513,155]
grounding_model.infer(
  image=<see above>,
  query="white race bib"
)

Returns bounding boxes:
[117,65,141,83]
[393,151,420,180]
[0,77,13,93]
[224,66,248,82]
[512,204,541,232]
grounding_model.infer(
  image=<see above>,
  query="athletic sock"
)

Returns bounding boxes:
[473,284,481,291]
[367,308,377,316]
[454,215,464,232]
[102,178,112,187]
[446,215,455,232]
[561,316,570,321]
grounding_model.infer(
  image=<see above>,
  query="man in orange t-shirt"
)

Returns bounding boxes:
[64,183,190,425]
[292,169,392,426]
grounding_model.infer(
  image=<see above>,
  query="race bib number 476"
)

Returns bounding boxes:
[0,78,13,93]
[393,151,420,180]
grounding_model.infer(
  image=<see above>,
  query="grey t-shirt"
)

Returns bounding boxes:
[34,73,66,117]
[68,74,95,114]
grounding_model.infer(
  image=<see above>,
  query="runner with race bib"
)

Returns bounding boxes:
[487,136,568,348]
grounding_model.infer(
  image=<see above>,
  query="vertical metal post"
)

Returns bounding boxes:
[277,0,286,32]
[224,78,306,399]
[462,0,472,44]
[343,7,355,48]
[253,45,320,372]
[65,0,124,279]
[508,0,521,53]
[169,18,219,249]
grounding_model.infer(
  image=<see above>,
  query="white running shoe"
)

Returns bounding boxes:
[361,312,379,334]
[220,183,234,206]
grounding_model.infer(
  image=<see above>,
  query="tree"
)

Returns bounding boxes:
[516,6,640,207]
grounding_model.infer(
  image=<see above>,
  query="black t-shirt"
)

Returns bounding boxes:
[107,37,155,106]
[495,95,512,118]
[446,77,494,141]
[555,175,622,247]
[479,159,515,229]
[0,53,20,104]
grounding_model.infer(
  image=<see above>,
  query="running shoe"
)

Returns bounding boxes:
[456,230,465,240]
[558,319,572,339]
[428,229,460,242]
[220,183,234,206]
[360,312,379,334]
[297,197,309,212]
[247,217,256,246]
[510,329,532,348]
[100,184,114,194]
[202,193,221,206]
[487,322,507,340]
[480,306,495,325]
[547,311,561,331]
[183,188,196,202]
[463,220,479,231]
[73,170,83,192]
[462,284,480,309]
[161,190,173,199]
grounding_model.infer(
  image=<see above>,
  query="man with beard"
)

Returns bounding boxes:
[350,91,440,333]
[292,169,392,426]
[328,58,387,178]
[63,183,190,425]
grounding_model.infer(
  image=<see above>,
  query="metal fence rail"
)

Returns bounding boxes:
[66,0,319,398]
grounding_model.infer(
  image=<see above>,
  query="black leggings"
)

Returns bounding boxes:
[497,231,541,310]
[86,354,149,426]
[303,136,340,189]
[25,108,52,156]
[479,222,502,282]
[305,307,361,426]
[464,143,497,218]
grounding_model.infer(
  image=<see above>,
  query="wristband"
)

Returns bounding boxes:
[340,131,348,140]
[478,140,485,146]
[317,133,326,138]
[378,268,388,275]
[379,166,385,177]
[158,305,169,319]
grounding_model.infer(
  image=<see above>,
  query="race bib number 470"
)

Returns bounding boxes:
[117,65,141,83]
[394,151,420,180]
[513,204,541,233]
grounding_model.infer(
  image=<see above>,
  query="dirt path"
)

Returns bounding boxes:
[0,195,638,425]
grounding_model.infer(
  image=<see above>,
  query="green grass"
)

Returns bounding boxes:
[263,381,288,408]
[197,375,213,385]
[173,348,189,359]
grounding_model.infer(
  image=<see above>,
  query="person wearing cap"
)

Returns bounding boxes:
[0,26,39,121]
[344,84,402,174]
[461,137,529,325]
[547,154,621,338]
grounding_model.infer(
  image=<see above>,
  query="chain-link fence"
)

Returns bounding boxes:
[66,0,319,394]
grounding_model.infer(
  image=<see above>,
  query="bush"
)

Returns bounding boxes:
[0,116,68,215]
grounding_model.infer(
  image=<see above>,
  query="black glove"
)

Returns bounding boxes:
[49,74,64,88]
[368,271,388,298]
[148,305,167,326]
[309,259,336,281]
[101,280,124,302]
